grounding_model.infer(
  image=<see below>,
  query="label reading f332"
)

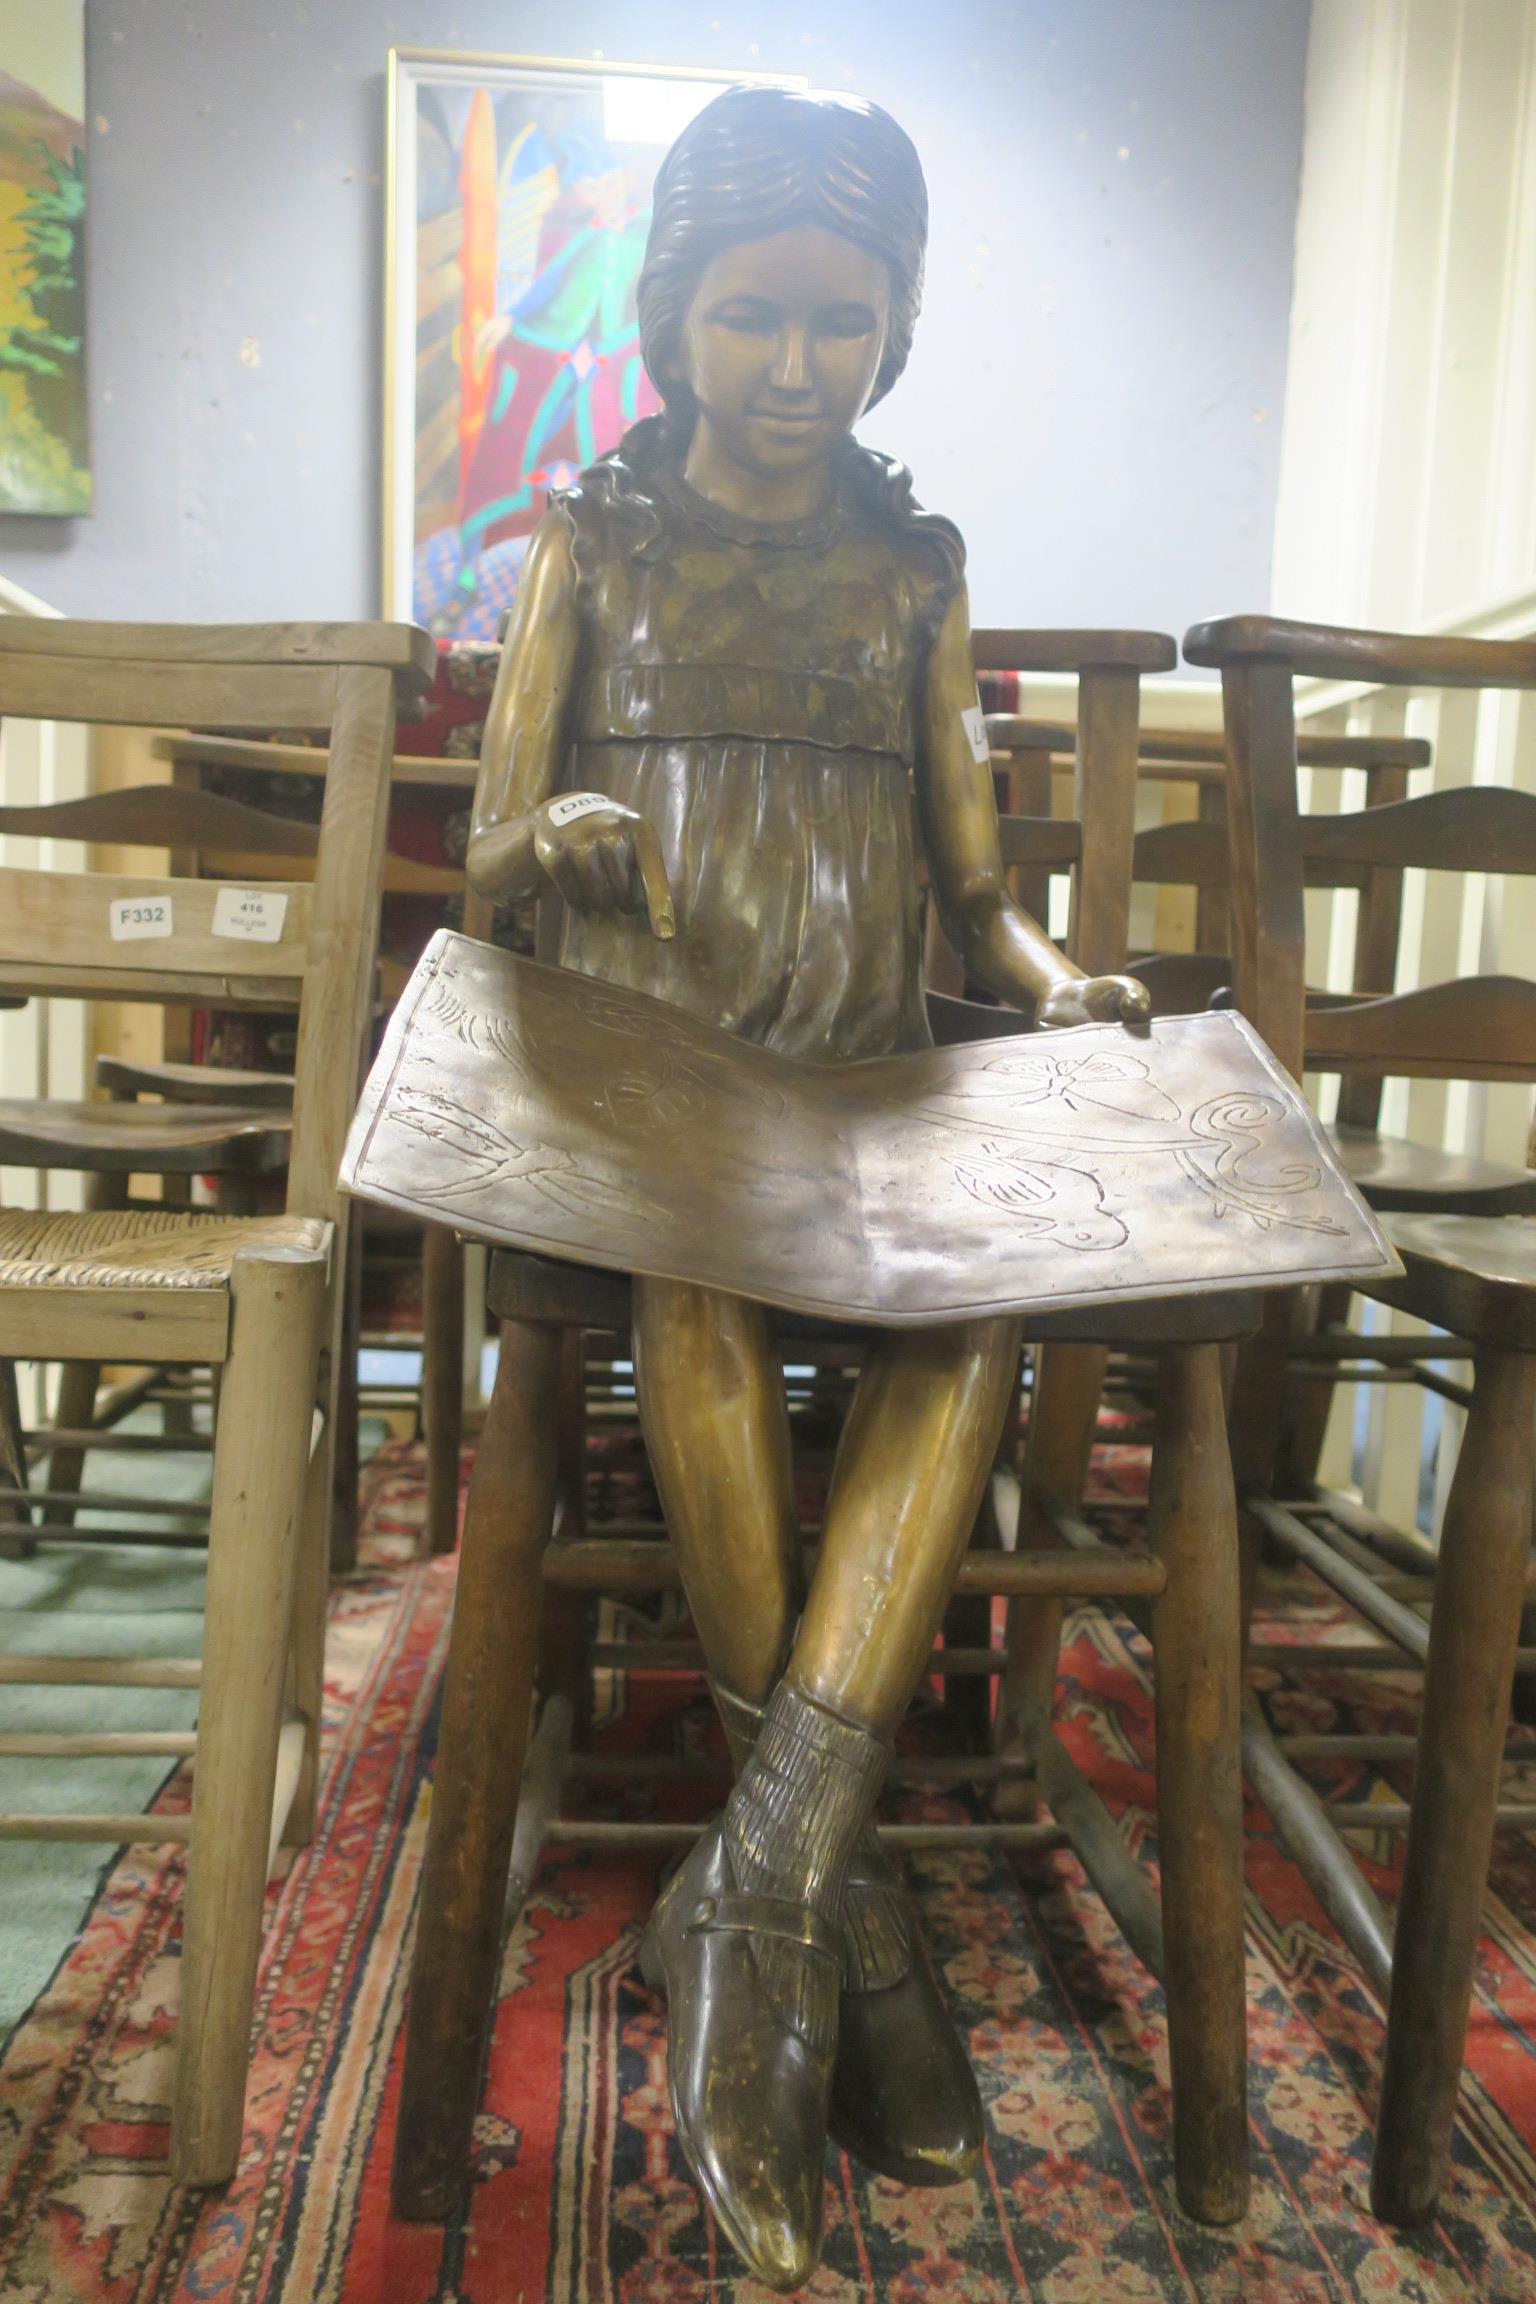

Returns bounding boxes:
[108,896,174,941]
[211,887,289,943]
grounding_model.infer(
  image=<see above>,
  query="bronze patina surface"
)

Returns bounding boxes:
[343,930,1398,1322]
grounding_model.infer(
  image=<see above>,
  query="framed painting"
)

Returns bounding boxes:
[0,0,89,515]
[383,49,791,636]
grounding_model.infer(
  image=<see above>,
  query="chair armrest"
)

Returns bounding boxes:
[1183,613,1536,692]
[0,618,439,694]
[972,629,1178,676]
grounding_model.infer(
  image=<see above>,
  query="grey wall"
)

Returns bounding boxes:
[0,0,1309,634]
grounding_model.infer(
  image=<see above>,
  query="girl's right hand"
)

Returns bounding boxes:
[532,793,677,939]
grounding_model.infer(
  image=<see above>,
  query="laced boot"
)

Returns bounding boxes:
[644,1683,984,2189]
[721,1682,983,2187]
[643,1680,887,2290]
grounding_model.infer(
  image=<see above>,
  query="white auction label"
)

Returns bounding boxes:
[108,895,174,942]
[960,703,991,764]
[211,886,289,943]
[546,790,612,828]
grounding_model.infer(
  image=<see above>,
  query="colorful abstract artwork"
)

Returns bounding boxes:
[0,1,88,516]
[383,54,755,637]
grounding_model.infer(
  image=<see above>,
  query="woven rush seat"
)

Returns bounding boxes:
[0,1207,330,1290]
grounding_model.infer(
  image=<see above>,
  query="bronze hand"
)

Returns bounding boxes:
[1038,971,1153,1031]
[531,798,676,938]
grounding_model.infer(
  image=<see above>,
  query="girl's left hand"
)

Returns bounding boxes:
[1037,973,1152,1032]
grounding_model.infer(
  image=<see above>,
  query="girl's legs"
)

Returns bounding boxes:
[634,1285,1023,2280]
[631,1279,1022,1727]
[795,1316,1024,1729]
[630,1275,802,1705]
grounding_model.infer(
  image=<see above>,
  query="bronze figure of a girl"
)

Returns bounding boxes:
[464,84,1148,2290]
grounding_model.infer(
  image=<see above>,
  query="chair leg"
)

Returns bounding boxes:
[0,1358,31,1560]
[40,1361,104,1525]
[1146,1342,1249,2226]
[43,1174,128,1522]
[283,1414,332,1850]
[941,1472,1003,1751]
[536,1327,590,1731]
[1371,1344,1536,2226]
[391,1317,563,2223]
[421,1222,465,1557]
[1276,1281,1352,1494]
[1227,1296,1294,1652]
[995,1341,1106,1798]
[171,1244,328,2187]
[328,1207,362,1574]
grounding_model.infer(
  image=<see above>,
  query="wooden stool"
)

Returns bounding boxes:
[391,1239,1255,2231]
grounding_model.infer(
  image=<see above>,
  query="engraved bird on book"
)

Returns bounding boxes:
[951,1143,1128,1251]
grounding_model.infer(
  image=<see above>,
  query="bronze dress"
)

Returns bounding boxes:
[551,437,964,1062]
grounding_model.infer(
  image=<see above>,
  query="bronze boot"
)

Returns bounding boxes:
[652,1684,985,2189]
[645,1681,888,2291]
[830,1830,985,2187]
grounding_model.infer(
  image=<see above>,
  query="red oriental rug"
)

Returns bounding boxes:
[4,1434,1536,2301]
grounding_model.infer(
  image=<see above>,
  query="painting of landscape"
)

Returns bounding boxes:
[0,2,88,515]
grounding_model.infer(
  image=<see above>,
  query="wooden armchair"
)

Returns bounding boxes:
[390,628,1258,2236]
[1184,610,1536,2226]
[0,616,432,2184]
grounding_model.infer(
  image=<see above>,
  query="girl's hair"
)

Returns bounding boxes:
[636,84,928,430]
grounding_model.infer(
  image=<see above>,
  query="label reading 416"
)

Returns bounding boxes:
[211,887,289,943]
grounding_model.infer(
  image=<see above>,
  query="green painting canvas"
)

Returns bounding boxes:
[0,0,88,515]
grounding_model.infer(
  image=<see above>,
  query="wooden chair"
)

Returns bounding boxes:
[151,722,499,1560]
[390,629,1257,2236]
[1183,610,1536,2226]
[0,616,432,2184]
[0,779,467,1562]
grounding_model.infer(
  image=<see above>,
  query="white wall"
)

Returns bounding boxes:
[1270,0,1536,1530]
[1272,0,1536,633]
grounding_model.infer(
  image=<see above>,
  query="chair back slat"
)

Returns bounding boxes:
[0,784,320,858]
[0,865,311,992]
[1131,951,1232,1016]
[1186,617,1536,1097]
[996,816,1082,869]
[1304,978,1536,1079]
[1302,786,1536,876]
[986,716,1430,772]
[0,657,342,732]
[1134,820,1230,889]
[1133,817,1371,893]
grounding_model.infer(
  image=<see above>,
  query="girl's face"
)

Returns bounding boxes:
[672,226,891,482]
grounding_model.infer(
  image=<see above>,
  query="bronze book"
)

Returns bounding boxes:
[341,931,1399,1326]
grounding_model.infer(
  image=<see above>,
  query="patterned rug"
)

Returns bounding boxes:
[4,1433,1536,2301]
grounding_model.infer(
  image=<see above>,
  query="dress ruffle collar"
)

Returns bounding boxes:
[651,458,850,553]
